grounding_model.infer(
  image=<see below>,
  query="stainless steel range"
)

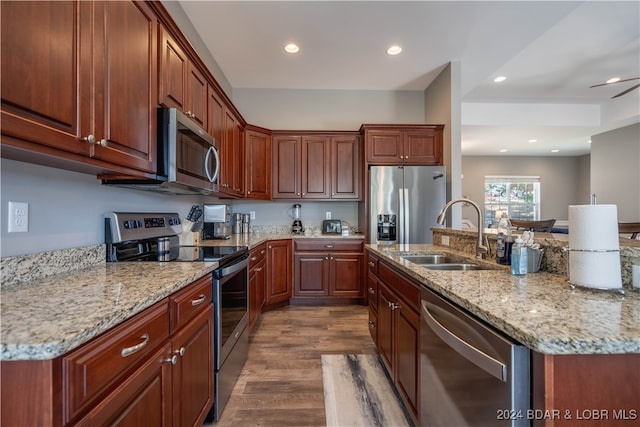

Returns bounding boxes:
[105,212,249,422]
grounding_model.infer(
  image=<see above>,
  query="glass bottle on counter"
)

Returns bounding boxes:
[510,235,527,276]
[495,213,512,265]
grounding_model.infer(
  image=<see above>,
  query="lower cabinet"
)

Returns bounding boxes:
[293,239,364,302]
[249,243,267,331]
[0,274,214,427]
[373,259,421,426]
[265,239,292,306]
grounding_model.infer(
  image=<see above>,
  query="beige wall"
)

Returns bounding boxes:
[461,156,589,227]
[591,123,640,221]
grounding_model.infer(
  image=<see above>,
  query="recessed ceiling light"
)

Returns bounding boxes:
[606,77,621,84]
[528,139,537,143]
[284,43,300,54]
[494,76,507,83]
[386,45,402,56]
[551,149,560,153]
[499,149,508,153]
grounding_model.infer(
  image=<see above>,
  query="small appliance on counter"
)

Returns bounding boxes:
[289,203,304,234]
[322,219,342,235]
[202,204,232,240]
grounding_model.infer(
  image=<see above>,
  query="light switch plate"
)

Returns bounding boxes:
[325,211,331,220]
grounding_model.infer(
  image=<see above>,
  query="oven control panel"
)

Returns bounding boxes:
[105,212,182,243]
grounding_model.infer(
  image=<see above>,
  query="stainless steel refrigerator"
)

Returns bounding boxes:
[369,166,446,244]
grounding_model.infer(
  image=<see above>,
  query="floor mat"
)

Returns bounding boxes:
[321,354,411,427]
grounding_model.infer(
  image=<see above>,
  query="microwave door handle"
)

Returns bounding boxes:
[205,146,220,183]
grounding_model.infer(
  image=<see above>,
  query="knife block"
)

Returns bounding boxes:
[179,220,201,246]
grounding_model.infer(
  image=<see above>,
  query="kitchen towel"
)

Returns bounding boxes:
[568,204,621,290]
[568,204,619,251]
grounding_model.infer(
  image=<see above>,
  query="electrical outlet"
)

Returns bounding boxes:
[325,211,331,220]
[8,201,29,233]
[250,211,256,220]
[441,235,450,246]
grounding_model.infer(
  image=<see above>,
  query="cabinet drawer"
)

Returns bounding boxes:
[294,239,363,252]
[249,243,267,269]
[367,252,379,275]
[378,261,420,312]
[170,274,213,332]
[63,299,170,423]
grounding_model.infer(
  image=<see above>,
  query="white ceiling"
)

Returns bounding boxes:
[176,1,640,156]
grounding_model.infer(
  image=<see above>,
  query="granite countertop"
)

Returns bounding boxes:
[0,232,365,361]
[367,244,640,355]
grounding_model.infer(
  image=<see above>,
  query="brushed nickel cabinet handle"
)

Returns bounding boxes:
[98,139,108,147]
[121,333,149,357]
[163,355,178,365]
[368,261,376,267]
[176,347,185,357]
[83,135,96,144]
[191,294,206,306]
[368,321,376,328]
[325,245,335,248]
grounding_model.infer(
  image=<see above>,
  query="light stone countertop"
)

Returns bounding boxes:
[367,244,640,355]
[0,232,364,361]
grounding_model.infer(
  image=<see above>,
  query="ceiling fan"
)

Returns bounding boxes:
[590,77,640,98]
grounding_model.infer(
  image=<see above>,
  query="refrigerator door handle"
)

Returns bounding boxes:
[399,188,405,244]
[404,188,410,244]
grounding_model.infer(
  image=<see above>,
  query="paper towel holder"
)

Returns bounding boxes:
[562,247,625,294]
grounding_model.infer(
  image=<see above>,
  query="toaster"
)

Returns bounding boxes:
[322,219,342,235]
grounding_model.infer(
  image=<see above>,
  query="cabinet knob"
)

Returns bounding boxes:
[368,287,375,294]
[163,355,178,365]
[176,347,185,357]
[325,256,329,260]
[368,261,376,267]
[297,193,301,196]
[83,135,96,144]
[98,139,108,147]
[260,250,265,254]
[247,191,251,194]
[400,155,404,159]
[368,321,376,328]
[302,192,306,196]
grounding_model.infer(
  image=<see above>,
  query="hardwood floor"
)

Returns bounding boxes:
[207,304,377,427]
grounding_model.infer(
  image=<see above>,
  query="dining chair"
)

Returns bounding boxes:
[510,219,556,232]
[618,222,640,239]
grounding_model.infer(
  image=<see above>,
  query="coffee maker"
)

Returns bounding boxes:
[289,203,304,234]
[202,204,231,240]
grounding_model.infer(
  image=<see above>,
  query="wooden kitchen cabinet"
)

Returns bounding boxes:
[0,274,214,427]
[159,24,208,129]
[1,0,158,176]
[366,251,380,345]
[361,124,444,165]
[249,243,267,331]
[373,260,421,425]
[218,107,245,197]
[245,126,272,200]
[293,239,364,301]
[265,239,293,306]
[272,132,361,200]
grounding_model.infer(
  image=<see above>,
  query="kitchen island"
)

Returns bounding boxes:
[367,242,639,427]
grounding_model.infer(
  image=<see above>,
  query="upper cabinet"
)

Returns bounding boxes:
[1,0,158,176]
[245,126,272,200]
[159,25,207,129]
[362,124,444,165]
[272,132,360,200]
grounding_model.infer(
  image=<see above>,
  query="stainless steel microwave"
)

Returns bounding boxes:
[102,108,220,195]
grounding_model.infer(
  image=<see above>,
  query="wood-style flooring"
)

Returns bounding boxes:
[206,304,377,427]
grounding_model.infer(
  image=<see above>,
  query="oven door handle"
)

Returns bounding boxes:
[421,300,507,381]
[217,255,249,277]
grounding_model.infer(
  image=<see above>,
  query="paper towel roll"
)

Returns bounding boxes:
[568,204,619,251]
[569,251,622,290]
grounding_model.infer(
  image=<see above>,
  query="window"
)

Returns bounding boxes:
[484,176,540,227]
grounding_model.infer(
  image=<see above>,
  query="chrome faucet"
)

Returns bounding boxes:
[436,198,490,259]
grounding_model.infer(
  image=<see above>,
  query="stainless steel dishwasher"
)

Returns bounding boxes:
[420,287,530,427]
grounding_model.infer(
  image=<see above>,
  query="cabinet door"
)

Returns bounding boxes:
[329,253,363,297]
[159,25,187,111]
[394,304,420,421]
[331,135,360,199]
[91,0,157,173]
[266,240,292,304]
[301,135,330,199]
[377,283,394,373]
[272,135,301,199]
[249,259,266,331]
[207,85,224,143]
[172,306,214,427]
[245,129,272,200]
[365,130,402,164]
[1,1,88,156]
[294,253,330,296]
[75,342,172,427]
[403,129,442,165]
[368,306,378,346]
[186,64,208,129]
[220,108,243,196]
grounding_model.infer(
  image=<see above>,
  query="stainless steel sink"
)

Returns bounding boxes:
[401,254,493,271]
[420,263,487,271]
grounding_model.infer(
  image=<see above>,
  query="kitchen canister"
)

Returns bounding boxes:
[567,203,622,291]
